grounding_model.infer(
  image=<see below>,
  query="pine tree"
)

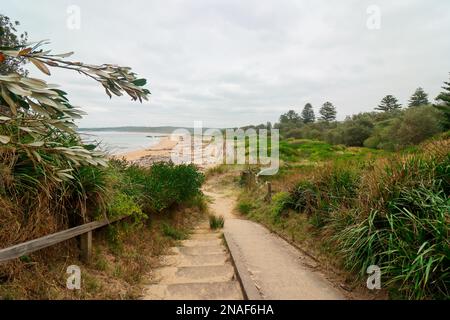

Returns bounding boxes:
[301,103,315,123]
[434,73,450,129]
[375,95,402,112]
[408,87,429,107]
[319,102,337,122]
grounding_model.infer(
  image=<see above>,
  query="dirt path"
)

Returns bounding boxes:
[142,220,243,300]
[203,180,347,300]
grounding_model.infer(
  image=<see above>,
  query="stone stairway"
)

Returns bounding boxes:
[142,222,243,300]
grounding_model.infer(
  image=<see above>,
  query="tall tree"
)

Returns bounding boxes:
[279,109,301,124]
[434,73,450,129]
[319,102,337,122]
[375,95,402,112]
[0,14,28,74]
[408,87,429,107]
[301,103,315,123]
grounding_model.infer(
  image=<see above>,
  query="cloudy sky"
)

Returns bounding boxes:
[3,0,450,128]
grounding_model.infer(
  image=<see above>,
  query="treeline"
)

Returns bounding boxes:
[274,80,450,150]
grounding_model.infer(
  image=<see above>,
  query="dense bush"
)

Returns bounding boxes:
[268,137,449,299]
[390,106,442,147]
[108,160,204,214]
[270,191,292,220]
[237,200,253,215]
[334,140,450,299]
[287,164,360,226]
[278,105,446,151]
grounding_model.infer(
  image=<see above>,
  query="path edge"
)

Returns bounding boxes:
[222,231,262,300]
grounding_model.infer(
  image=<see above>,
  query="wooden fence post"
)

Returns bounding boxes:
[79,231,92,263]
[264,181,272,202]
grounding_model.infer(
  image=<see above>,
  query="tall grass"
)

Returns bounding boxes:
[261,137,450,299]
[0,150,205,283]
[332,141,450,299]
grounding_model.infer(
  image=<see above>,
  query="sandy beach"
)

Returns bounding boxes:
[115,134,223,170]
[117,135,180,162]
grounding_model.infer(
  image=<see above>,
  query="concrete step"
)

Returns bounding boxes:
[191,228,218,234]
[143,281,243,300]
[181,238,223,247]
[160,253,229,267]
[151,265,235,284]
[194,222,210,229]
[190,232,222,240]
[170,245,225,256]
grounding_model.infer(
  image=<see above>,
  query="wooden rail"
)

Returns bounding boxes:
[0,215,127,263]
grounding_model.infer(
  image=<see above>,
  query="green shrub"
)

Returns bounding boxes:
[107,193,145,220]
[238,200,253,215]
[209,215,224,229]
[335,141,450,299]
[107,160,204,214]
[290,181,318,214]
[145,162,205,212]
[161,222,187,240]
[271,191,292,220]
[390,106,443,148]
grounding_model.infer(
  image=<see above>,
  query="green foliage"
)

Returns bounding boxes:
[288,165,360,227]
[107,193,145,220]
[408,87,429,107]
[435,73,450,129]
[145,162,205,212]
[279,109,302,125]
[275,75,449,150]
[237,200,253,215]
[264,134,449,299]
[0,32,151,243]
[271,191,292,220]
[319,101,337,122]
[290,181,318,215]
[333,145,450,299]
[161,222,187,240]
[107,160,204,215]
[376,95,402,112]
[389,105,442,147]
[301,103,315,124]
[209,215,224,229]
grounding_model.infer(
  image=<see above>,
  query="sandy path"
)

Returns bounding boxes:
[203,182,346,300]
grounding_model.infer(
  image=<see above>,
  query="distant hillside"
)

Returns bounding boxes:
[78,126,195,134]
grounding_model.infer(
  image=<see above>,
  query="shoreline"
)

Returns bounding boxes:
[116,135,180,162]
[115,134,221,170]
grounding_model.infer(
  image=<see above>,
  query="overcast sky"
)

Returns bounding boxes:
[3,0,450,128]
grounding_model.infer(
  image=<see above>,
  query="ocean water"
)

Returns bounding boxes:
[79,131,163,155]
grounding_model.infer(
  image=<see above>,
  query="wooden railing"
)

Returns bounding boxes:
[0,215,127,263]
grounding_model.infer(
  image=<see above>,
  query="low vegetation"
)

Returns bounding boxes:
[209,215,225,230]
[237,135,449,299]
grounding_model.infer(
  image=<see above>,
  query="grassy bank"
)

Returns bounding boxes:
[0,160,206,299]
[237,135,450,299]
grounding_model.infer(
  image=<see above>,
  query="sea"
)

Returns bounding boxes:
[78,131,163,155]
